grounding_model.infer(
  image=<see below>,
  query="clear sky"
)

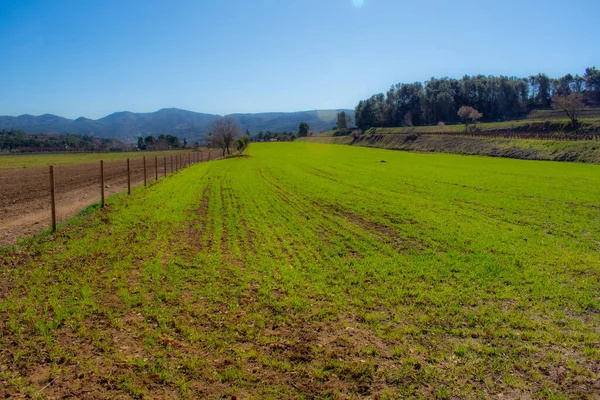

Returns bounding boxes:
[1,0,598,119]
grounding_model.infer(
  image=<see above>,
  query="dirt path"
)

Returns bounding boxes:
[0,151,222,246]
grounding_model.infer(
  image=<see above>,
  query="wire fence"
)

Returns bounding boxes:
[0,149,223,246]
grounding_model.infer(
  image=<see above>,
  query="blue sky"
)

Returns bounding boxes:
[1,0,598,119]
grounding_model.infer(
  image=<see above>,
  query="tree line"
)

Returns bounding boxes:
[136,134,188,150]
[0,129,125,152]
[354,67,600,130]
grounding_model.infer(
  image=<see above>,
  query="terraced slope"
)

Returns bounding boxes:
[1,143,599,398]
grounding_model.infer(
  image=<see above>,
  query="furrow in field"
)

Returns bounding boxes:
[259,165,423,259]
[256,168,379,259]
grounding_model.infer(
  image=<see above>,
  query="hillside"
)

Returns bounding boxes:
[0,108,354,143]
[229,109,348,134]
[300,131,600,164]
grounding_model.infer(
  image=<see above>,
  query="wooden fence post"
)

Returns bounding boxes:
[100,160,105,208]
[163,157,167,177]
[155,156,158,180]
[127,158,131,195]
[49,165,56,232]
[170,155,173,173]
[143,156,147,186]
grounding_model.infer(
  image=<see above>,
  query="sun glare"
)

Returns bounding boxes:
[353,0,365,8]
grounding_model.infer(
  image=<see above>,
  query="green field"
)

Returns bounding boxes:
[0,150,194,169]
[1,143,599,398]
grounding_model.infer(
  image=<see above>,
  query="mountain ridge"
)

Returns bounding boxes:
[0,108,354,142]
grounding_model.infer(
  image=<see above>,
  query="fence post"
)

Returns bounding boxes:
[155,156,158,180]
[170,155,173,173]
[49,165,56,232]
[127,158,131,195]
[100,160,105,208]
[163,157,167,177]
[143,156,147,186]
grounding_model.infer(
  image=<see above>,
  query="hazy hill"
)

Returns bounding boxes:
[0,108,354,143]
[230,109,352,134]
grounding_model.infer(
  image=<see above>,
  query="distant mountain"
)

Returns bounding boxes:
[0,108,354,143]
[230,109,351,134]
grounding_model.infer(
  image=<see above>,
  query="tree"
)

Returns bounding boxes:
[298,122,309,137]
[529,73,552,106]
[584,67,600,101]
[552,74,574,97]
[552,93,584,127]
[354,100,374,131]
[336,111,350,130]
[237,133,250,151]
[144,135,156,150]
[208,116,240,156]
[457,106,483,131]
[166,134,181,148]
[433,92,455,123]
[137,137,146,150]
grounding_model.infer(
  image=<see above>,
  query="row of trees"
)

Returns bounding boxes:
[137,134,186,150]
[355,67,600,130]
[0,129,125,152]
[254,131,298,142]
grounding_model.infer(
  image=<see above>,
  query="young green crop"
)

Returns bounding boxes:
[0,142,598,398]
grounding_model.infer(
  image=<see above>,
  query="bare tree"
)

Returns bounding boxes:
[458,106,483,131]
[208,116,240,157]
[552,93,584,127]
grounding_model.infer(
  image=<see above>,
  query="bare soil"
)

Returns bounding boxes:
[0,151,222,247]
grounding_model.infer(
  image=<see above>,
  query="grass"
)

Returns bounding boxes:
[528,108,600,120]
[1,142,599,398]
[0,149,196,169]
[317,117,600,137]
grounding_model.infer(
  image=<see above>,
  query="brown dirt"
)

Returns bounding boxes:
[0,151,223,247]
